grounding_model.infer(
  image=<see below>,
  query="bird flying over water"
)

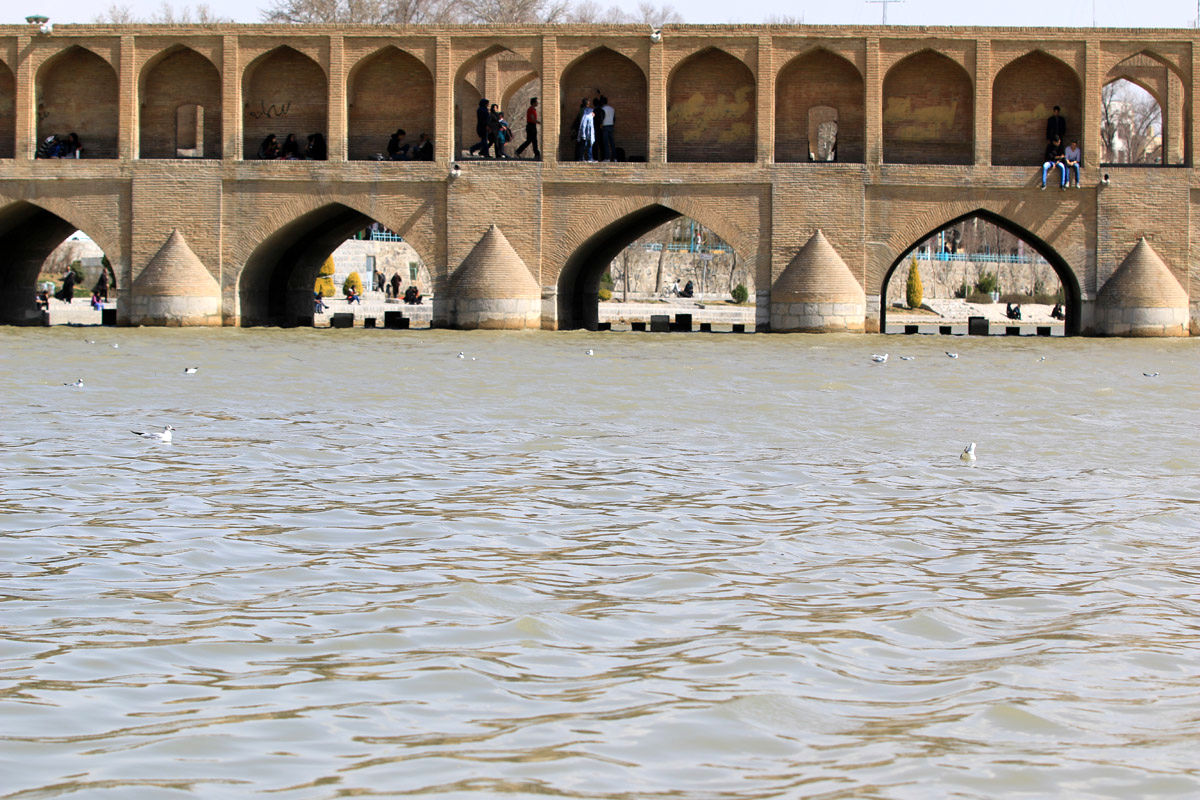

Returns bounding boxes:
[132,425,173,443]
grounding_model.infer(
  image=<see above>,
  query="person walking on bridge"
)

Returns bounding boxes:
[468,99,491,158]
[515,97,540,160]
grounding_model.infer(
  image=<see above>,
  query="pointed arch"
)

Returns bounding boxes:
[879,209,1081,335]
[242,46,327,160]
[454,45,539,157]
[667,47,756,163]
[0,59,13,158]
[1104,51,1185,164]
[37,46,119,158]
[882,50,973,165]
[992,50,1081,166]
[775,48,864,163]
[347,46,434,161]
[139,44,222,159]
[559,46,647,161]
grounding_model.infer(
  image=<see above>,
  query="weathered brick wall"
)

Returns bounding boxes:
[347,47,435,161]
[559,48,648,161]
[882,50,973,165]
[667,48,756,163]
[37,46,119,158]
[139,46,223,159]
[775,49,865,163]
[992,51,1081,166]
[0,61,13,158]
[242,46,327,159]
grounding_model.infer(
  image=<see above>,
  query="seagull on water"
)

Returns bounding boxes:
[871,353,888,363]
[1143,371,1159,377]
[584,349,594,356]
[111,343,120,349]
[132,425,173,443]
[945,351,959,359]
[899,355,915,361]
[960,442,976,463]
[457,352,466,359]
[183,367,198,374]
[64,378,84,388]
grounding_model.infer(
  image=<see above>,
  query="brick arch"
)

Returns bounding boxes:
[242,46,327,160]
[1101,48,1187,84]
[139,45,222,159]
[775,48,865,163]
[875,206,1083,335]
[992,51,1081,166]
[37,45,120,158]
[0,59,12,158]
[553,197,760,329]
[667,47,756,163]
[559,47,647,161]
[454,44,539,157]
[0,199,124,323]
[347,46,435,161]
[234,197,439,326]
[883,49,973,165]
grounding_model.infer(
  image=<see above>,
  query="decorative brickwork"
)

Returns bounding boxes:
[771,229,866,332]
[1095,238,1189,336]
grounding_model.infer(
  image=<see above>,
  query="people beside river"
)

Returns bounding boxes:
[313,291,329,313]
[93,268,110,302]
[390,272,402,299]
[55,269,76,303]
[404,285,422,304]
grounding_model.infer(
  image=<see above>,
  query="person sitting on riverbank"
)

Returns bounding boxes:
[1006,303,1022,320]
[35,290,49,312]
[314,291,329,313]
[403,285,422,304]
[1050,303,1065,320]
[680,280,694,298]
[90,291,103,310]
[346,286,362,304]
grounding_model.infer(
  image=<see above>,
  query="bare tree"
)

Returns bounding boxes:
[564,1,629,23]
[95,1,232,22]
[1101,79,1162,163]
[93,3,139,22]
[629,2,682,25]
[261,0,456,23]
[763,12,804,23]
[458,0,569,23]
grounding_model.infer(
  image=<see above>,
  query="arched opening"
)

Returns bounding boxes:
[238,204,430,326]
[455,46,540,159]
[559,47,647,162]
[992,51,1081,166]
[242,46,327,160]
[558,205,753,331]
[0,61,14,158]
[1101,78,1162,165]
[667,48,756,163]
[347,47,434,161]
[880,211,1080,336]
[883,50,973,165]
[139,46,222,159]
[774,49,864,163]
[1103,52,1186,165]
[0,202,115,325]
[37,46,119,158]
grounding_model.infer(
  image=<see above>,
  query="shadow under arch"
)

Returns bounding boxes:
[0,200,111,324]
[238,202,392,326]
[880,209,1081,336]
[557,204,684,330]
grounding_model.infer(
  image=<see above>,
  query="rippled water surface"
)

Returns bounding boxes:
[2,328,1200,799]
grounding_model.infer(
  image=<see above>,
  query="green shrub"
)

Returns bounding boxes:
[342,270,363,296]
[731,283,749,304]
[975,271,1000,295]
[905,256,923,309]
[599,272,615,292]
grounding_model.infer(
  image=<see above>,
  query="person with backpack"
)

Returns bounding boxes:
[495,112,512,159]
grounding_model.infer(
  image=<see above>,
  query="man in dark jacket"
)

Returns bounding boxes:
[1045,106,1066,143]
[468,99,491,157]
[1041,136,1065,189]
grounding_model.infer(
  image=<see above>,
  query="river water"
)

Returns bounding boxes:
[2,328,1199,799]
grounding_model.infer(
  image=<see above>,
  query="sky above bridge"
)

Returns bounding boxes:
[9,0,1200,27]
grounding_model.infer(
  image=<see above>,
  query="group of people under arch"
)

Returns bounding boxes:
[256,132,327,160]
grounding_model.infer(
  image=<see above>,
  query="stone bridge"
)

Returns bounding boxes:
[0,22,1197,335]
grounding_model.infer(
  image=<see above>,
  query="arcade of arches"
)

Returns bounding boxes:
[1,25,1198,335]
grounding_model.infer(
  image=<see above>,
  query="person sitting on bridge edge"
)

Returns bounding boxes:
[1063,139,1082,188]
[257,133,279,160]
[306,133,327,160]
[280,133,301,159]
[62,133,82,159]
[1041,136,1066,189]
[412,132,433,161]
[515,98,540,160]
[387,129,410,160]
[1046,105,1067,143]
[469,98,491,158]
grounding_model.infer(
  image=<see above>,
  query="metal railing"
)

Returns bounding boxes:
[914,251,1048,265]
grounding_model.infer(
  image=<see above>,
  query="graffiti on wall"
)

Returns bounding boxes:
[246,101,292,120]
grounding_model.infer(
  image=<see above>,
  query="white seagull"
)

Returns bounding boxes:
[111,343,120,349]
[584,349,594,356]
[960,442,976,463]
[64,378,84,388]
[457,352,466,359]
[183,367,198,374]
[899,355,915,361]
[1143,372,1159,378]
[132,425,174,443]
[945,351,959,359]
[871,353,888,363]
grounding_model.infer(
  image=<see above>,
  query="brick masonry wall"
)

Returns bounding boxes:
[667,49,756,163]
[0,62,12,158]
[348,47,435,161]
[139,47,223,159]
[37,47,119,158]
[775,49,865,164]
